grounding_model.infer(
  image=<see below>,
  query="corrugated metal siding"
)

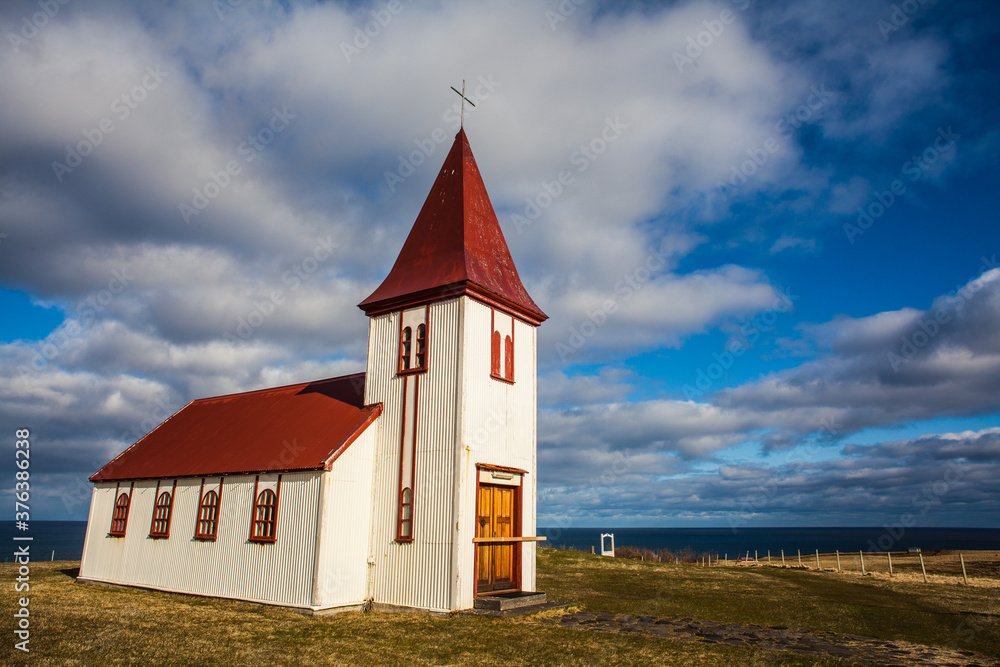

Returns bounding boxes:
[365,299,461,611]
[454,300,538,609]
[312,424,377,608]
[78,472,320,608]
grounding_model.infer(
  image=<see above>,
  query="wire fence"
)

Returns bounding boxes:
[608,545,999,587]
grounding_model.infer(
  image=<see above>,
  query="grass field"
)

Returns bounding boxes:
[1,549,997,666]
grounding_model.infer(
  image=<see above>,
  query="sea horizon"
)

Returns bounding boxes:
[3,521,998,563]
[539,526,1000,557]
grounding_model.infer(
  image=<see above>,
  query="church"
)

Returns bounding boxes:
[78,128,548,614]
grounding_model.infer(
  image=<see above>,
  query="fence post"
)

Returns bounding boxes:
[836,550,841,572]
[781,550,785,566]
[887,552,893,578]
[919,553,927,583]
[961,553,968,585]
[798,549,802,567]
[815,549,820,569]
[859,551,865,575]
[724,553,728,566]
[768,550,771,564]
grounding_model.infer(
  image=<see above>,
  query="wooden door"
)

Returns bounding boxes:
[476,484,516,593]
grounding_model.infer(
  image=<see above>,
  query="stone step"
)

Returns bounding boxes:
[473,591,547,611]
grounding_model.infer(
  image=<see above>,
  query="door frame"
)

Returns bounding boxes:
[473,465,525,596]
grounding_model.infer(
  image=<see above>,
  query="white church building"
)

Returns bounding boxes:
[78,128,548,614]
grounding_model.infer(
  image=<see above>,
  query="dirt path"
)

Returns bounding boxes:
[541,611,999,666]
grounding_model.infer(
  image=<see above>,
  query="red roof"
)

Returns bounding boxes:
[359,129,546,324]
[90,374,381,481]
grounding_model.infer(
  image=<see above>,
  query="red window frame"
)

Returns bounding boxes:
[248,475,281,543]
[399,326,413,371]
[148,480,177,538]
[491,330,501,376]
[504,334,514,382]
[490,309,515,384]
[194,477,223,541]
[398,307,429,376]
[108,481,134,537]
[415,323,427,369]
[397,486,413,541]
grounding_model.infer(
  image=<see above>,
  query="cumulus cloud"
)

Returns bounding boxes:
[0,0,996,525]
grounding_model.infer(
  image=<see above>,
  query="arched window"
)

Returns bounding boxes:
[504,335,514,381]
[149,490,174,538]
[491,330,501,376]
[251,488,278,542]
[397,487,413,541]
[415,324,427,369]
[195,489,220,540]
[399,326,412,371]
[109,489,131,537]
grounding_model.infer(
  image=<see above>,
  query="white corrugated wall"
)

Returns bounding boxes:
[453,299,538,610]
[365,298,461,611]
[363,296,539,612]
[312,423,378,609]
[78,472,321,608]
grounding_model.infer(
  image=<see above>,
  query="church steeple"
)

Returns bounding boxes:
[358,129,546,324]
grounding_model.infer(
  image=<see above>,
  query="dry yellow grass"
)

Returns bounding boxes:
[1,560,854,666]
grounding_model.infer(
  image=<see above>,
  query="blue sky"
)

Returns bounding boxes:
[1,0,998,528]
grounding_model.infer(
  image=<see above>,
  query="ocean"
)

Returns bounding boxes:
[2,523,998,562]
[1,522,88,562]
[540,526,1000,557]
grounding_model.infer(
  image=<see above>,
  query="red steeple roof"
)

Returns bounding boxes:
[358,129,546,324]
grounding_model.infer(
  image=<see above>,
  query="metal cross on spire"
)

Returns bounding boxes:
[450,80,476,127]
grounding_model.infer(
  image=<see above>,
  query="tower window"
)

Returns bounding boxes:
[398,311,429,375]
[400,326,412,371]
[415,324,427,370]
[490,310,515,384]
[397,487,413,541]
[504,335,514,382]
[491,330,501,377]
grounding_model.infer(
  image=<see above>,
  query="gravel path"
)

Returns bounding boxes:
[540,611,998,666]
